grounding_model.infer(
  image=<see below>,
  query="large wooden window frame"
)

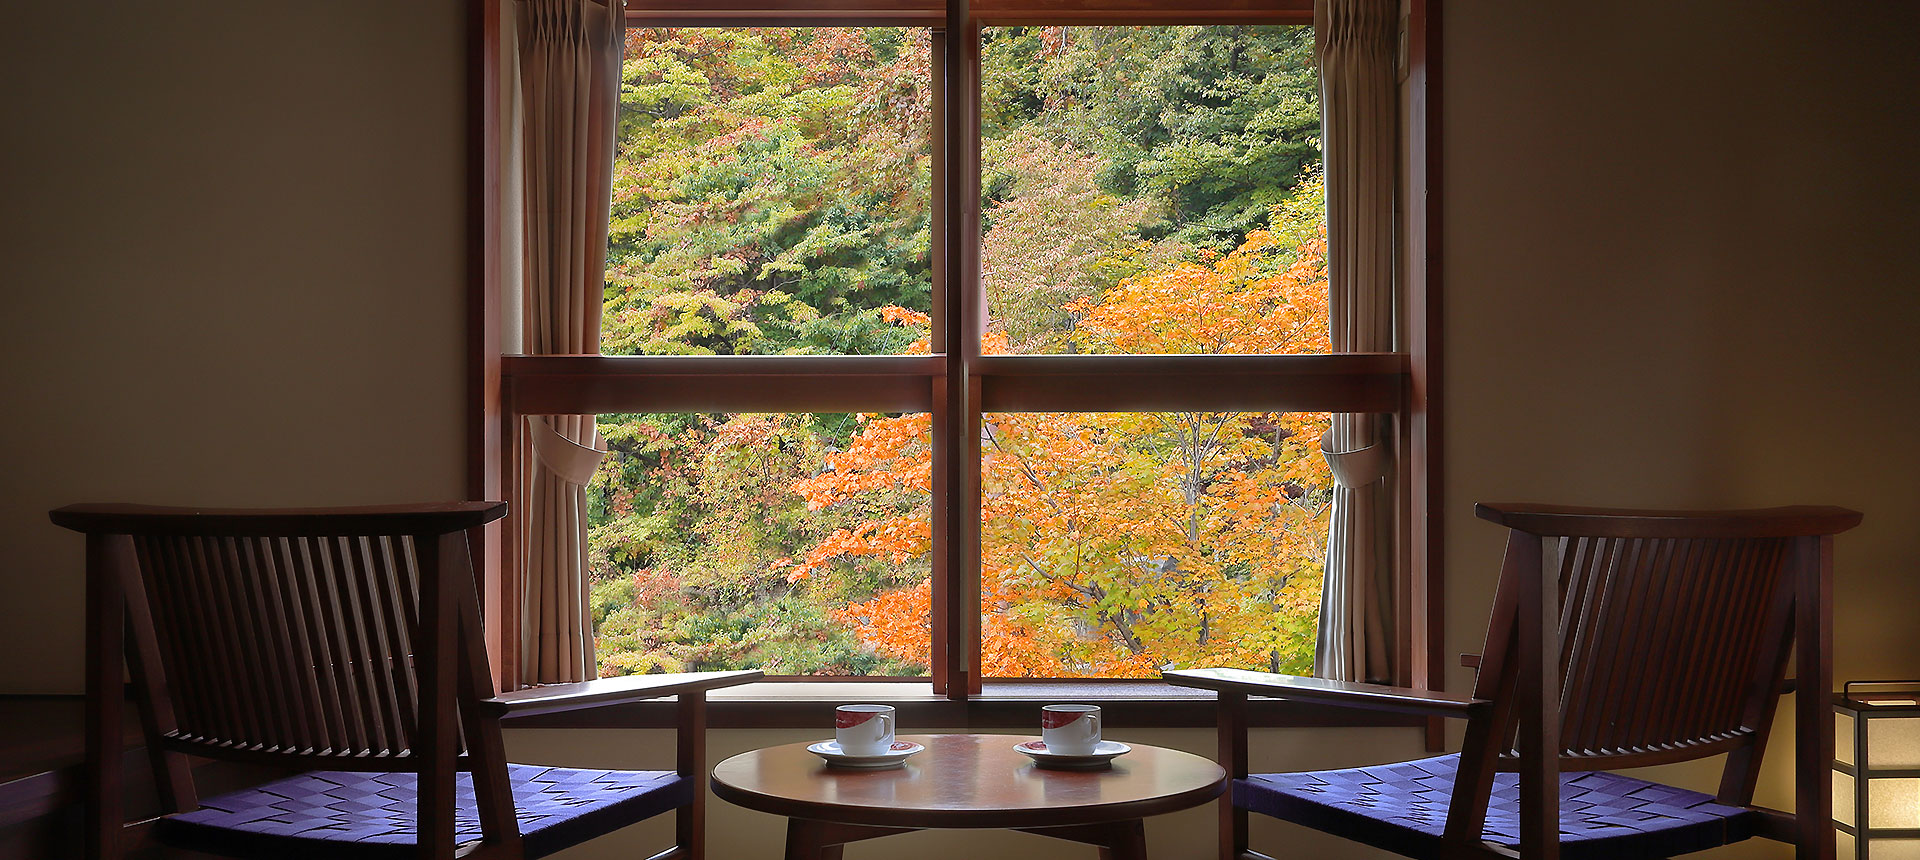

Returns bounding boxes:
[469,0,1443,727]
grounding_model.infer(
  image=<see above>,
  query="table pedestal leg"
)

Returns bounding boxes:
[1017,819,1149,860]
[784,818,917,860]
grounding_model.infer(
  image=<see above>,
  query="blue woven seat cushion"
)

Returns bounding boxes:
[156,764,689,860]
[1238,754,1760,860]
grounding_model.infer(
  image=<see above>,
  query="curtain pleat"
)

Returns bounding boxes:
[515,0,621,684]
[1313,0,1399,684]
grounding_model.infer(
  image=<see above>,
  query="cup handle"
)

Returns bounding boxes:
[879,712,895,742]
[1086,712,1101,743]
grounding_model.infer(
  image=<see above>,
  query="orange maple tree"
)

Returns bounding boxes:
[790,176,1335,677]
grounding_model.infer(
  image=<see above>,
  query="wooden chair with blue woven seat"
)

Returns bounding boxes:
[1167,502,1861,860]
[54,501,761,860]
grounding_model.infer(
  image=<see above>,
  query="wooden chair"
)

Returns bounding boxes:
[1166,503,1861,860]
[52,502,761,860]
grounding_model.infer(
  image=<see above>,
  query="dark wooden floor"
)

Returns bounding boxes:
[0,695,270,859]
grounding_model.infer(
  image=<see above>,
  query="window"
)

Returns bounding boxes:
[590,411,932,677]
[481,0,1439,709]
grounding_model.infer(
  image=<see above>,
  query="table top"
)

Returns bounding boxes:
[710,734,1226,830]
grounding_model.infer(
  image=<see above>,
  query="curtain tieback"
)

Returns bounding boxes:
[1322,433,1391,488]
[527,415,606,485]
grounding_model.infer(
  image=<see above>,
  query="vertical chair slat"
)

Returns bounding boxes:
[253,536,323,754]
[1590,536,1663,754]
[283,536,353,754]
[224,537,295,744]
[345,536,405,753]
[303,536,372,754]
[137,538,203,743]
[260,535,324,752]
[370,536,424,754]
[1662,537,1724,747]
[1688,539,1746,743]
[324,535,391,754]
[217,534,282,747]
[1715,538,1760,726]
[1570,536,1627,754]
[188,537,246,743]
[157,537,219,743]
[1552,537,1595,752]
[1615,537,1669,750]
[187,536,257,745]
[1567,536,1629,754]
[1700,540,1769,740]
[1663,536,1720,747]
[1725,540,1790,730]
[1633,536,1700,748]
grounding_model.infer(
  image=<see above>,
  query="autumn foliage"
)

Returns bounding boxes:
[802,181,1333,677]
[588,25,1330,678]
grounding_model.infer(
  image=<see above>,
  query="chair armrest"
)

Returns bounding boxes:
[482,670,763,718]
[1163,668,1489,719]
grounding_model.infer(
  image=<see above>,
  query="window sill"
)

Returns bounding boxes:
[500,680,1429,730]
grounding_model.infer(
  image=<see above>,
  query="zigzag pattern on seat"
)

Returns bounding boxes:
[157,764,690,860]
[1237,755,1761,860]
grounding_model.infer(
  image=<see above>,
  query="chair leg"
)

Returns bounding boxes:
[677,693,708,860]
[1218,690,1249,860]
[86,534,130,860]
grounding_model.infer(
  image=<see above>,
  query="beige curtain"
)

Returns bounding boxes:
[516,0,622,684]
[1313,0,1399,684]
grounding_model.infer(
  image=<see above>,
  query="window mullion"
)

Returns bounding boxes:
[933,8,984,698]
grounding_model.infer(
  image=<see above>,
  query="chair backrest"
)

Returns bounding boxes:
[53,503,508,767]
[1470,504,1861,773]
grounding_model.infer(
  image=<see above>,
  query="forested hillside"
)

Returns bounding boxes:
[587,25,1332,678]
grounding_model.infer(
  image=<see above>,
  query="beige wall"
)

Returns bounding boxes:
[2,2,1916,859]
[0,3,470,692]
[1438,3,1920,858]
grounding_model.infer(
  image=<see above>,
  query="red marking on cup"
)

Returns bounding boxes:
[1042,711,1084,730]
[837,711,877,729]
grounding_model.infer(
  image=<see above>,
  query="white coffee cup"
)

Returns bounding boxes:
[1041,704,1102,756]
[834,704,897,756]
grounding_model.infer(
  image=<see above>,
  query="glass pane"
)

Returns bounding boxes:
[979,25,1324,356]
[1838,829,1856,860]
[1868,715,1920,769]
[589,412,931,677]
[1840,710,1856,766]
[604,28,933,356]
[976,411,1333,678]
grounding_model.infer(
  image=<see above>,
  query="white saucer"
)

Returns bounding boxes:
[1014,739,1132,769]
[807,740,925,768]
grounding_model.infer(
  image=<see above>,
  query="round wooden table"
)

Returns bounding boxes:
[710,734,1226,860]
